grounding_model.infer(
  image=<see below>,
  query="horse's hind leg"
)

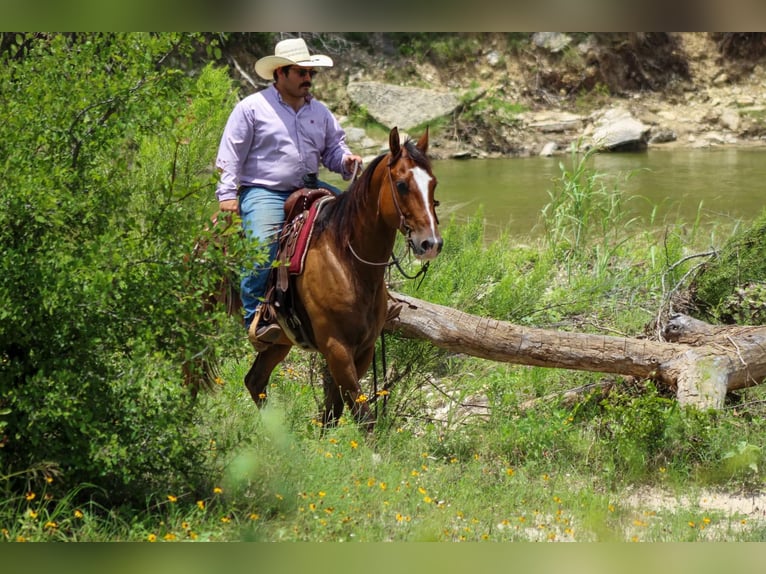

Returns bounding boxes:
[244,344,291,406]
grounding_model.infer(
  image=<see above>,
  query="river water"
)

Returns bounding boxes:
[432,148,766,239]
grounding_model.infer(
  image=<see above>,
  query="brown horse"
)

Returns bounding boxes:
[244,127,442,430]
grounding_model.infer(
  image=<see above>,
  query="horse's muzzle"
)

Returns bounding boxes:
[411,235,443,260]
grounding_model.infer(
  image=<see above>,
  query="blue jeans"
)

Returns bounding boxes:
[238,180,342,330]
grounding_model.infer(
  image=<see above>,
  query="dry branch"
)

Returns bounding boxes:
[384,292,766,410]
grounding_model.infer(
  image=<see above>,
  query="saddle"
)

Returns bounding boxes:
[261,185,336,350]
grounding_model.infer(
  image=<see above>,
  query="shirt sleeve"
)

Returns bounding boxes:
[321,109,354,180]
[215,101,254,202]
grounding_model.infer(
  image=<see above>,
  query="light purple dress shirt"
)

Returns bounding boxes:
[215,84,353,202]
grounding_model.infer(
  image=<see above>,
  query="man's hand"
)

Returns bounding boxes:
[343,154,363,175]
[219,199,239,214]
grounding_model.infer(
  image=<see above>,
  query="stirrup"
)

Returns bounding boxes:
[248,305,282,351]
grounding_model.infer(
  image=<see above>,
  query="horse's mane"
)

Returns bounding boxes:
[316,138,430,249]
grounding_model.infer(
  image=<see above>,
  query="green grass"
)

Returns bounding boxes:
[4,151,766,543]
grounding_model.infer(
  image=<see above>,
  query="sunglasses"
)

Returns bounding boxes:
[286,67,318,78]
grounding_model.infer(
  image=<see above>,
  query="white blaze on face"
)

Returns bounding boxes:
[411,166,438,236]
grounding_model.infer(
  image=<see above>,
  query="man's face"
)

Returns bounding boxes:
[279,66,317,98]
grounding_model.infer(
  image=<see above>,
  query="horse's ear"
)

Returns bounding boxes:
[389,127,401,158]
[416,126,429,155]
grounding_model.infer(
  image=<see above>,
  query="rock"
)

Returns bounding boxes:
[532,32,572,53]
[539,142,558,156]
[485,50,502,67]
[346,81,461,131]
[521,111,584,133]
[719,108,741,131]
[591,107,650,151]
[649,128,677,144]
[344,126,367,144]
[713,72,729,85]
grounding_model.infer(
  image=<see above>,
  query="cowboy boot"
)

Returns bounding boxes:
[248,304,283,352]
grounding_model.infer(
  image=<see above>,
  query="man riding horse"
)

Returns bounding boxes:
[214,37,363,350]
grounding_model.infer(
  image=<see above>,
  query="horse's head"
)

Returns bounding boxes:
[383,127,443,260]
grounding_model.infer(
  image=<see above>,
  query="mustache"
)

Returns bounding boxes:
[300,81,312,88]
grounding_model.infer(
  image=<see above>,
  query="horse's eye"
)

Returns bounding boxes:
[396,181,409,195]
[433,200,440,207]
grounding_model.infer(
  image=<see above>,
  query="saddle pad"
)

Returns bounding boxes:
[287,195,334,275]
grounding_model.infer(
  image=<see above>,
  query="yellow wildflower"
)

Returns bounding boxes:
[213,487,223,495]
[147,534,157,542]
[74,509,84,519]
[163,532,177,541]
[25,492,35,501]
[196,500,205,510]
[249,513,259,521]
[167,495,178,503]
[350,440,358,449]
[44,521,57,529]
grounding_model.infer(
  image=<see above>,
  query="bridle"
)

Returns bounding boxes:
[347,151,432,284]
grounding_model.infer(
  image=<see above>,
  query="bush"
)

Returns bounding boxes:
[689,208,766,323]
[0,33,244,503]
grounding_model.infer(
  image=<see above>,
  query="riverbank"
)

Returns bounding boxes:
[295,33,766,160]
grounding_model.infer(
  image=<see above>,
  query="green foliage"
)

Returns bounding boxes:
[397,212,556,323]
[393,33,481,64]
[0,33,244,502]
[690,208,766,323]
[540,143,641,281]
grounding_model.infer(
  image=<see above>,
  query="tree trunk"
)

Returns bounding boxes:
[384,292,766,410]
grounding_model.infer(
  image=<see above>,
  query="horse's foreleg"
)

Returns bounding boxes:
[321,363,344,428]
[323,346,376,431]
[244,344,291,406]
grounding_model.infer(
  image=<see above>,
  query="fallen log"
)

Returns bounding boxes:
[384,292,766,410]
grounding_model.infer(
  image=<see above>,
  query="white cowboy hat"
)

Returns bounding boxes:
[254,38,334,80]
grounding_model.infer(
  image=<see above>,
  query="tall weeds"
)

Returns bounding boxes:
[540,143,640,280]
